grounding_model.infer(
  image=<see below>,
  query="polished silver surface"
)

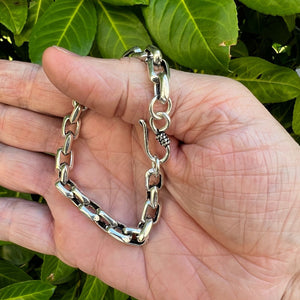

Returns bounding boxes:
[55,46,172,245]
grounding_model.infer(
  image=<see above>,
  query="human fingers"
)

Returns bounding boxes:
[0,143,94,257]
[42,47,269,144]
[0,48,270,145]
[0,143,57,254]
[0,144,55,195]
[0,103,62,154]
[0,59,71,116]
[0,197,55,255]
[0,102,145,187]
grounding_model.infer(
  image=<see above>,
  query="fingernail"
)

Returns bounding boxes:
[52,46,77,55]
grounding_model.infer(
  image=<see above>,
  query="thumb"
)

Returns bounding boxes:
[42,46,265,143]
[42,46,170,123]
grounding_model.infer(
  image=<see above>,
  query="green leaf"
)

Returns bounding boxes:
[283,15,296,32]
[15,0,54,47]
[29,0,97,64]
[0,280,55,300]
[229,57,300,103]
[78,275,108,300]
[0,187,32,201]
[293,97,300,135]
[230,40,248,58]
[96,1,152,58]
[103,287,114,300]
[239,0,300,16]
[0,260,32,288]
[41,255,76,285]
[89,40,102,57]
[0,0,28,34]
[143,0,238,73]
[61,282,80,300]
[0,244,35,266]
[114,289,129,300]
[101,0,149,5]
[0,243,12,247]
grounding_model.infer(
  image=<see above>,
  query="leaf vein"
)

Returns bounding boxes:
[97,0,127,51]
[57,0,84,47]
[179,0,226,69]
[1,1,16,32]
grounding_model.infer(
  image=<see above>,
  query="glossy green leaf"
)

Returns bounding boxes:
[114,289,129,300]
[293,97,300,135]
[0,0,28,34]
[96,1,152,58]
[78,275,108,300]
[60,288,76,300]
[41,255,76,285]
[143,0,238,73]
[0,243,12,247]
[0,187,32,201]
[89,40,101,57]
[101,0,149,5]
[0,244,35,266]
[29,0,97,64]
[0,281,55,300]
[61,282,80,300]
[283,15,296,32]
[15,0,54,47]
[103,287,114,299]
[229,57,300,103]
[239,0,300,16]
[0,260,32,288]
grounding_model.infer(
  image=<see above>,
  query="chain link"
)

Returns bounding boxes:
[55,46,171,246]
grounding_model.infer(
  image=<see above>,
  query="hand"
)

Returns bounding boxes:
[0,47,299,300]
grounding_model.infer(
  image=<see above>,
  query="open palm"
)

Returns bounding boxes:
[0,47,299,300]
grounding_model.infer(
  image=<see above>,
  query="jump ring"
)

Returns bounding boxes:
[149,97,172,120]
[149,112,171,134]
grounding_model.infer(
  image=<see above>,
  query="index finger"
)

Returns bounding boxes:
[0,59,72,116]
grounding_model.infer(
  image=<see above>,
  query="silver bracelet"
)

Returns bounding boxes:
[55,46,172,246]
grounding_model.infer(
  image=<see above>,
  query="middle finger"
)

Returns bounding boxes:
[0,103,62,154]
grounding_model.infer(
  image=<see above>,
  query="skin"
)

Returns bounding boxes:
[0,46,299,299]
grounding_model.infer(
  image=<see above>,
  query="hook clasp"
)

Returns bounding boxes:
[139,119,170,164]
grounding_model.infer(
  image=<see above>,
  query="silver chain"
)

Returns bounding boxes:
[55,46,171,246]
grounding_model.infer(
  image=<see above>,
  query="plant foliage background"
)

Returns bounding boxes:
[0,0,300,299]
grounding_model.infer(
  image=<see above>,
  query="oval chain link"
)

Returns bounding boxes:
[55,46,171,246]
